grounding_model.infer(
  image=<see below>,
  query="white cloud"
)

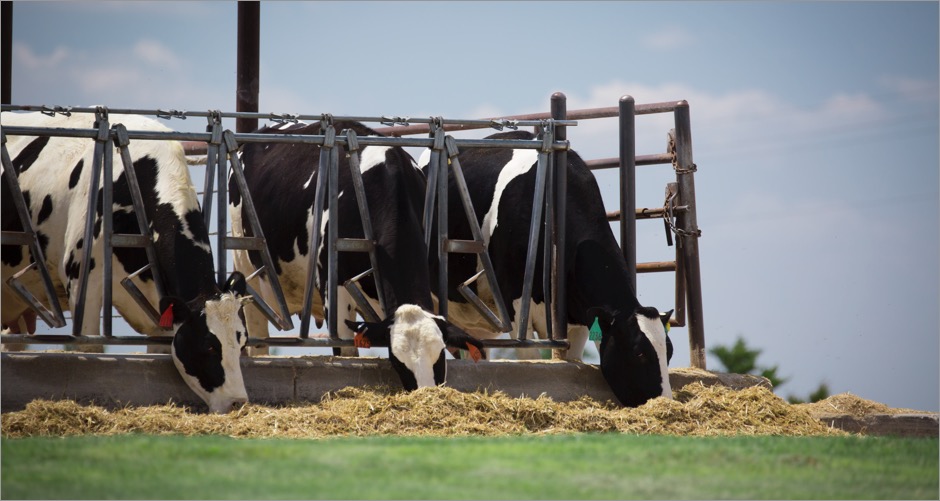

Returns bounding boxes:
[642,26,694,51]
[12,44,70,70]
[132,40,182,71]
[878,75,940,104]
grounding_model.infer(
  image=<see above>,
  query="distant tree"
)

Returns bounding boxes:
[709,336,829,404]
[709,337,787,388]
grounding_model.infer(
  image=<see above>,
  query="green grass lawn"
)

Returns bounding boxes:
[2,434,937,500]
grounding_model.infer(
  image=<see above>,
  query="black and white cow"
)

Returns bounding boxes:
[420,130,674,407]
[229,120,484,389]
[0,111,252,414]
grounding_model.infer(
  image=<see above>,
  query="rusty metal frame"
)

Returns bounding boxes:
[0,100,705,364]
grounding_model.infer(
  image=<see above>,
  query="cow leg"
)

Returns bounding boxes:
[0,311,35,352]
[70,271,105,353]
[335,288,358,357]
[243,271,273,357]
[230,243,273,356]
[554,325,589,362]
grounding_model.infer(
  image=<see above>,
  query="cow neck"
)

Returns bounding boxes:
[567,239,641,325]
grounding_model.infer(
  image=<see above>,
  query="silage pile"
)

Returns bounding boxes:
[2,382,848,438]
[794,392,924,416]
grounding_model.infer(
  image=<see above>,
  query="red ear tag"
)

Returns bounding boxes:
[467,344,482,362]
[354,332,371,349]
[159,302,174,328]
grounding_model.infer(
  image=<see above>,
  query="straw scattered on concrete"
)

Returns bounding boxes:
[2,382,852,439]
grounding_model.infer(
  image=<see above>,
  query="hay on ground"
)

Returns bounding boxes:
[795,392,927,416]
[2,382,850,439]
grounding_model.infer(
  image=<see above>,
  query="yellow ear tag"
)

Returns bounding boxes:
[665,322,670,334]
[589,317,602,341]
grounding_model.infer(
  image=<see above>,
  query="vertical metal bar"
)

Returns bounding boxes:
[300,156,326,338]
[73,115,109,335]
[102,131,114,337]
[327,145,340,339]
[673,101,706,369]
[216,136,228,288]
[114,124,165,299]
[619,95,637,292]
[224,130,293,331]
[0,132,66,327]
[550,93,568,345]
[542,142,555,341]
[422,150,439,250]
[444,136,512,331]
[436,139,449,318]
[236,2,260,134]
[516,145,551,341]
[1,1,11,104]
[202,117,222,231]
[345,130,385,317]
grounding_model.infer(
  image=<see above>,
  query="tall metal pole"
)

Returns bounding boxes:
[2,1,12,104]
[619,95,637,292]
[236,2,260,133]
[673,101,706,369]
[550,93,568,349]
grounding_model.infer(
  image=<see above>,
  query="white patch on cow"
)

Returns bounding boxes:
[481,149,539,243]
[303,171,316,190]
[359,146,390,174]
[172,293,249,414]
[0,111,212,334]
[635,314,673,399]
[390,304,446,388]
[417,149,431,169]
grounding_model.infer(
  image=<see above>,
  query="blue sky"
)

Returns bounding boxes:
[6,1,939,411]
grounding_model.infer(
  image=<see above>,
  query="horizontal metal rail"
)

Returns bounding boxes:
[373,100,688,136]
[1,104,576,129]
[2,126,571,154]
[586,153,675,170]
[0,333,569,350]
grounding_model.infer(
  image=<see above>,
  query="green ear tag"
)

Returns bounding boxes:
[589,317,602,341]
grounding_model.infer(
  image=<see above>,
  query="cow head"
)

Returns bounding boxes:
[590,306,674,407]
[166,272,251,414]
[345,304,485,391]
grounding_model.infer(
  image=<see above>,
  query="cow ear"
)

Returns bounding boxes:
[223,272,247,296]
[436,319,486,362]
[660,309,674,330]
[346,318,392,347]
[158,296,191,328]
[586,307,617,328]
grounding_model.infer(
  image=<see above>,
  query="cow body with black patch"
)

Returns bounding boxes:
[420,130,673,406]
[230,120,482,388]
[1,111,251,413]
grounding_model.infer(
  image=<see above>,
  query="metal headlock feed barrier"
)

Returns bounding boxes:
[1,93,705,369]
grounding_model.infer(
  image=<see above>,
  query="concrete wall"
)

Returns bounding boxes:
[1,352,763,412]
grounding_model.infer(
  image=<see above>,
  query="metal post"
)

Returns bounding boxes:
[202,113,222,231]
[673,101,705,369]
[73,111,109,335]
[300,122,332,338]
[516,126,552,341]
[216,133,228,288]
[236,2,260,134]
[327,143,340,340]
[102,128,114,337]
[436,129,449,319]
[619,95,637,292]
[2,1,11,104]
[550,93,568,346]
[0,131,66,329]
